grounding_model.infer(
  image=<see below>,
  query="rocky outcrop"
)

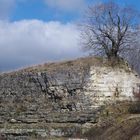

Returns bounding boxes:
[84,66,140,108]
[0,57,139,139]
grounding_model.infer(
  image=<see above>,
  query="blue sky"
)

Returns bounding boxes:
[10,0,89,22]
[0,0,140,71]
[9,0,140,22]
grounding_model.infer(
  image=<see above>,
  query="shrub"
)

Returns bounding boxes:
[128,102,140,114]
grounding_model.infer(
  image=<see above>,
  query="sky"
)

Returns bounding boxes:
[0,0,140,71]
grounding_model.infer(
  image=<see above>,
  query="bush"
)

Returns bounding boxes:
[128,102,140,114]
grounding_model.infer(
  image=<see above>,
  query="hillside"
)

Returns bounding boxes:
[0,57,140,140]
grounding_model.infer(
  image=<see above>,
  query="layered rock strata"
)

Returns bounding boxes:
[0,57,139,139]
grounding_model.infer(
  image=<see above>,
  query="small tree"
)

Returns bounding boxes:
[81,1,139,61]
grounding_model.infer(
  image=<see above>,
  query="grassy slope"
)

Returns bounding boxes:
[1,56,130,76]
[83,102,140,140]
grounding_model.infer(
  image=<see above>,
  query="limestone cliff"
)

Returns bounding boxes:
[0,57,140,140]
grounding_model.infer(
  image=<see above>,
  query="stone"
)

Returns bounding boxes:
[0,57,139,139]
[10,119,17,123]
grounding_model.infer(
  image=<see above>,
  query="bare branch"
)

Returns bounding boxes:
[80,1,140,61]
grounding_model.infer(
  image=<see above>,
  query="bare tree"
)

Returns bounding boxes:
[81,1,139,61]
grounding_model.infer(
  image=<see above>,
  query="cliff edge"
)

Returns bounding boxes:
[0,57,140,140]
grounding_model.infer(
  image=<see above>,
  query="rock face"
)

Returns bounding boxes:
[84,66,140,108]
[0,57,140,139]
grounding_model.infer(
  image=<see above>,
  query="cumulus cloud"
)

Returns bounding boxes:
[0,20,83,71]
[44,0,86,12]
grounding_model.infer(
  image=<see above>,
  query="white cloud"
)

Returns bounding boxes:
[0,20,83,71]
[44,0,85,12]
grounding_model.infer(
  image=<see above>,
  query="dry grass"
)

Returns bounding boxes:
[83,102,140,140]
[0,56,130,77]
[20,57,104,72]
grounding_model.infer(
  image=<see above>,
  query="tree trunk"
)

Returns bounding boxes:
[107,48,118,61]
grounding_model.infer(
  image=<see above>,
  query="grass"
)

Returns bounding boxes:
[82,102,140,140]
[0,56,131,78]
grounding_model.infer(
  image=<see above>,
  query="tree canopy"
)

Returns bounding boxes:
[81,1,139,61]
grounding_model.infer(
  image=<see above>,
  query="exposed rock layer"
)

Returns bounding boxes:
[0,57,139,139]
